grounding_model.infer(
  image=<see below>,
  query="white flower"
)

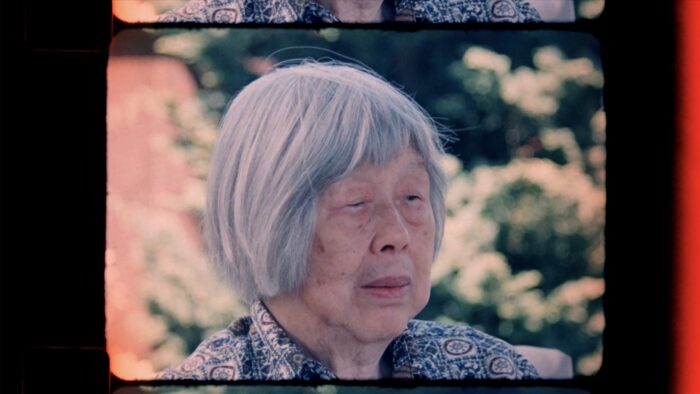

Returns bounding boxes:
[550,277,605,308]
[591,109,607,143]
[533,46,564,70]
[578,0,605,19]
[440,153,463,178]
[453,252,510,303]
[500,67,561,116]
[153,32,208,63]
[540,128,584,166]
[463,47,511,75]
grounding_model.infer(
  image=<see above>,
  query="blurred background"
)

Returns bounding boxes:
[112,0,605,22]
[106,27,605,380]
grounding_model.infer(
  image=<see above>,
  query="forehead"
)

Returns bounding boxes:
[333,149,429,186]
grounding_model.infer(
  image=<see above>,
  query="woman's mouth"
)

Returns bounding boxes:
[361,276,411,299]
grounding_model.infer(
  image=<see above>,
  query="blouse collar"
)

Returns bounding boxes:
[249,300,417,379]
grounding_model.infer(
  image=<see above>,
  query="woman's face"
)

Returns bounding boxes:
[298,148,436,343]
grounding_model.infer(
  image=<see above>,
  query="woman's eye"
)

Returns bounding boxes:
[406,195,421,202]
[346,201,366,211]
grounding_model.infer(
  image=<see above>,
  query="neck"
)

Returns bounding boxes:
[265,297,394,379]
[318,0,387,23]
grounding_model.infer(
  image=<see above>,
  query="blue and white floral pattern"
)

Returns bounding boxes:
[157,0,542,23]
[157,301,540,380]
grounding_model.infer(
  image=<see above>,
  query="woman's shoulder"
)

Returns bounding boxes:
[408,318,500,340]
[403,319,540,379]
[405,319,519,355]
[156,316,255,380]
[404,0,542,23]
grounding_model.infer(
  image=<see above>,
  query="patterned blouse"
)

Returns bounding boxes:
[157,0,542,23]
[157,301,540,380]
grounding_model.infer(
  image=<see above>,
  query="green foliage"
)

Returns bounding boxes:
[146,28,605,376]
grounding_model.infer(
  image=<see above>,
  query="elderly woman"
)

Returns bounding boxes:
[158,0,542,23]
[157,62,540,381]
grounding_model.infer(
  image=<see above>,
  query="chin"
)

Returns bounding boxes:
[354,322,407,343]
[355,307,414,341]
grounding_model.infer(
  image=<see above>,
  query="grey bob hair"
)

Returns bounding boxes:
[205,61,448,303]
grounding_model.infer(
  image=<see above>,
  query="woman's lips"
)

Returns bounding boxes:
[361,276,411,299]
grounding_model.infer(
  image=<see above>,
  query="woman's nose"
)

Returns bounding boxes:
[370,201,410,254]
